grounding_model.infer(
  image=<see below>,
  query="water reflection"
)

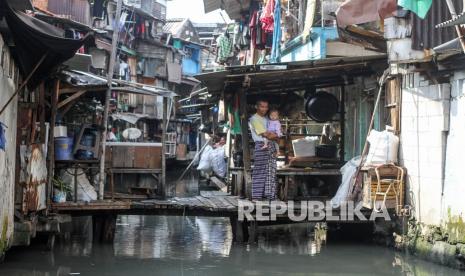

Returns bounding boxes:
[0,216,463,276]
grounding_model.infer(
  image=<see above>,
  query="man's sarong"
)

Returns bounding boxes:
[252,141,277,200]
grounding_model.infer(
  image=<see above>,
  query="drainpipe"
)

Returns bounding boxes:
[445,0,465,53]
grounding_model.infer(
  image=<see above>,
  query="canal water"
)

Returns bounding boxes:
[0,215,463,276]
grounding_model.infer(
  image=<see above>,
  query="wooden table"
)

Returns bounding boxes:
[229,166,341,200]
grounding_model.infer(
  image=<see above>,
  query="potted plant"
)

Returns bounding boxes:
[52,176,70,203]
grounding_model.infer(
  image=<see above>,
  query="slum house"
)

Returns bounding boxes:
[193,22,227,71]
[33,0,183,189]
[0,0,93,257]
[202,0,386,66]
[195,0,400,190]
[38,0,178,195]
[163,18,207,161]
[357,0,465,269]
[194,54,404,210]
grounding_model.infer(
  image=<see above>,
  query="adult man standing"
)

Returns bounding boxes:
[249,99,279,200]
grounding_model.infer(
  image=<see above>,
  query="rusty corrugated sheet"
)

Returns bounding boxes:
[47,0,91,26]
[411,0,463,50]
[21,144,47,213]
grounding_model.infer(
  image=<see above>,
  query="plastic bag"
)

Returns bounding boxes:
[60,169,97,202]
[330,156,361,208]
[211,147,226,178]
[197,145,213,172]
[0,123,6,151]
[366,130,399,165]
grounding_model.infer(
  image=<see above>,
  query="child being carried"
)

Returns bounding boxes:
[262,109,282,154]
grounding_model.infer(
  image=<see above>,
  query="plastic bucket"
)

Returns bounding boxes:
[54,137,74,160]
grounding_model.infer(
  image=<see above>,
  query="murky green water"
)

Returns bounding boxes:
[0,215,463,275]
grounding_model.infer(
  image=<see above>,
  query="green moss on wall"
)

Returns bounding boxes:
[0,216,8,256]
[445,208,465,244]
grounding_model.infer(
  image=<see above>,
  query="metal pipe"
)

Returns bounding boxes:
[99,0,123,200]
[445,0,465,52]
[0,53,48,116]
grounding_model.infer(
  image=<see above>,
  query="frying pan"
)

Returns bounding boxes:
[305,91,339,122]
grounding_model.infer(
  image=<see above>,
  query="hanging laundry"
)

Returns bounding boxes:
[270,0,281,63]
[302,0,317,40]
[260,0,275,33]
[336,0,397,27]
[92,0,106,19]
[398,0,432,19]
[216,34,233,63]
[0,122,6,151]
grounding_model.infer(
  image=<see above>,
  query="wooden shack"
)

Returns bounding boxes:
[195,55,394,202]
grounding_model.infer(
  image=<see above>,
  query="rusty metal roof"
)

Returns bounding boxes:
[195,55,387,94]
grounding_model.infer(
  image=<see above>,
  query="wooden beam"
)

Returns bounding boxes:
[239,87,252,199]
[57,90,86,109]
[59,86,106,94]
[226,62,373,79]
[47,80,60,208]
[161,96,167,197]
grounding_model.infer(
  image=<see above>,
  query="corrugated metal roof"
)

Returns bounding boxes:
[411,0,462,50]
[47,0,91,26]
[436,12,465,28]
[203,0,251,20]
[163,18,186,37]
[163,18,201,43]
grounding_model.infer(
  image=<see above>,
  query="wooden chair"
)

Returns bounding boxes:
[373,163,405,215]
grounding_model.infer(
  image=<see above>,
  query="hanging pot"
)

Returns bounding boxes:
[305,91,339,122]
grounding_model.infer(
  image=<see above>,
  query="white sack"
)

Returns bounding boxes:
[330,156,361,208]
[197,145,213,172]
[60,168,97,202]
[365,130,399,165]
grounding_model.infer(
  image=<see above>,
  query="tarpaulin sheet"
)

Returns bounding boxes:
[1,1,93,90]
[336,0,397,27]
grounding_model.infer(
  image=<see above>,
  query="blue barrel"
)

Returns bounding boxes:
[54,137,74,160]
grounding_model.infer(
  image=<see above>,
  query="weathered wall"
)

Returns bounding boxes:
[443,71,465,243]
[398,73,465,269]
[0,35,18,259]
[400,77,450,226]
[400,73,465,236]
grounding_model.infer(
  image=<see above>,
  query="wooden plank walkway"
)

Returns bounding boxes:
[51,193,242,215]
[50,192,376,221]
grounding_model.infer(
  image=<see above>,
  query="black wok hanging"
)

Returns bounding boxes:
[305,91,339,122]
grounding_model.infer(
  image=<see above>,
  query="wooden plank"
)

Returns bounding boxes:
[195,196,216,210]
[210,176,228,192]
[239,87,252,199]
[57,90,86,109]
[216,196,235,210]
[224,196,239,207]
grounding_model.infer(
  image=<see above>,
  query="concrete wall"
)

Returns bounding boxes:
[399,75,450,226]
[400,72,465,240]
[443,71,465,242]
[0,35,18,259]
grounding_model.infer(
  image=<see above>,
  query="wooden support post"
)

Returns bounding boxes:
[248,220,257,243]
[239,88,252,199]
[161,96,167,197]
[92,214,117,243]
[340,85,345,162]
[230,216,248,242]
[99,0,123,200]
[47,80,59,208]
